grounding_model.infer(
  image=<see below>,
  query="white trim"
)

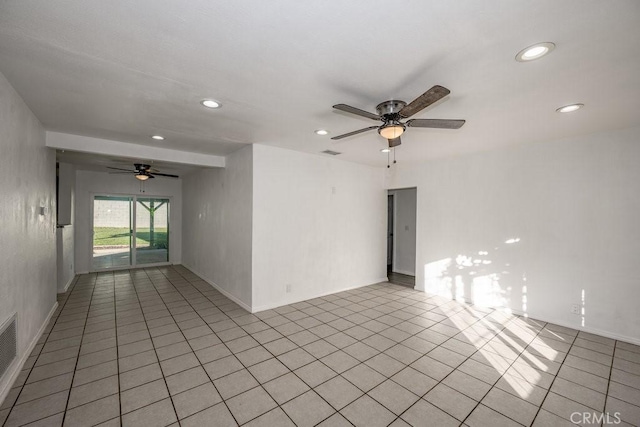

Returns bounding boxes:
[89,193,174,272]
[58,276,74,294]
[181,263,252,313]
[0,302,58,405]
[251,277,389,313]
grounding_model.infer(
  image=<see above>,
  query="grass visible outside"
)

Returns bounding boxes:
[93,227,168,248]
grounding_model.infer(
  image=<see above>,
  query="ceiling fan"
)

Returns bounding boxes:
[107,163,179,181]
[331,85,465,148]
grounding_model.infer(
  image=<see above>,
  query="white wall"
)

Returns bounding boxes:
[252,145,387,311]
[57,163,75,293]
[182,145,253,309]
[56,227,75,293]
[74,170,182,273]
[0,72,57,401]
[386,126,640,343]
[389,188,417,276]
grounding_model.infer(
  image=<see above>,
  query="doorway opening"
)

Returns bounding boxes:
[387,188,417,288]
[92,195,170,271]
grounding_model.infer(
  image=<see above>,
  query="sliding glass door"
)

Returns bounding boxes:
[92,196,133,270]
[135,198,170,265]
[92,195,170,271]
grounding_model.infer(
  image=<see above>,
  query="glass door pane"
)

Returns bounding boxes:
[92,196,132,270]
[135,198,169,265]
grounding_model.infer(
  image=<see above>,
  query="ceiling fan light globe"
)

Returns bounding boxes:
[379,125,404,140]
[135,173,150,181]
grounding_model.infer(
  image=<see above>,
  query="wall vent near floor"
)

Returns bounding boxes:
[321,150,341,156]
[0,314,17,380]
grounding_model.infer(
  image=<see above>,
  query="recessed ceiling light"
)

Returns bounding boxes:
[380,148,391,153]
[151,135,164,140]
[201,99,221,109]
[556,103,584,113]
[315,129,329,136]
[515,42,555,62]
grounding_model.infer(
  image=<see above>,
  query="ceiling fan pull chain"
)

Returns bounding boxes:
[393,148,397,165]
[387,150,390,168]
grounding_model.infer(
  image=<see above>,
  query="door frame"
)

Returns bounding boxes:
[90,192,173,272]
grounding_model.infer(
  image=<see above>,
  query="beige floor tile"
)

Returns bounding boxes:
[608,381,640,406]
[120,378,169,414]
[159,352,199,376]
[278,348,316,370]
[68,375,119,409]
[244,407,296,427]
[466,404,522,427]
[64,394,120,427]
[557,364,609,393]
[341,395,396,427]
[73,360,118,387]
[443,370,492,401]
[4,391,67,427]
[226,386,278,425]
[425,383,477,421]
[551,377,606,411]
[119,362,163,391]
[369,379,420,415]
[401,399,459,427]
[410,355,454,381]
[606,396,640,425]
[235,345,272,366]
[282,390,335,427]
[214,369,259,399]
[482,386,538,426]
[172,382,221,419]
[315,375,362,410]
[16,373,73,405]
[121,398,177,427]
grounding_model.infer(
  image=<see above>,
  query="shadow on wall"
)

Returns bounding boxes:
[423,237,588,327]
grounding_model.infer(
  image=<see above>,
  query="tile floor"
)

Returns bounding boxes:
[92,248,168,270]
[1,265,640,427]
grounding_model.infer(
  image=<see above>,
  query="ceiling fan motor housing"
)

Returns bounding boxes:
[376,100,407,118]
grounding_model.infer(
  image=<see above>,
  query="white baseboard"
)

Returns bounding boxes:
[438,294,640,347]
[58,276,74,294]
[251,277,389,313]
[516,310,640,347]
[181,263,252,313]
[0,301,58,406]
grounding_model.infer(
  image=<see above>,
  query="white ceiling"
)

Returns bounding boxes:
[1,1,639,167]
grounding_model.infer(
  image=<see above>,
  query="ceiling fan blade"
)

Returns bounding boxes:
[332,104,380,120]
[330,126,379,140]
[406,119,465,129]
[107,166,134,172]
[152,172,180,178]
[399,85,450,118]
[388,137,402,148]
[108,172,134,174]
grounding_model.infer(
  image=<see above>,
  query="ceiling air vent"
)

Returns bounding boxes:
[0,314,17,380]
[321,150,341,156]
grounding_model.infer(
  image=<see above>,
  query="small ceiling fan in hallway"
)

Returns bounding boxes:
[331,85,465,149]
[107,163,179,181]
